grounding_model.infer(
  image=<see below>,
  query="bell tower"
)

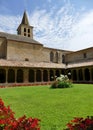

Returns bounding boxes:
[17,11,33,39]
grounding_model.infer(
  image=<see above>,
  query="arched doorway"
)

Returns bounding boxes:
[85,68,90,81]
[73,70,77,81]
[91,68,93,80]
[49,70,54,81]
[78,69,83,81]
[36,70,41,82]
[17,69,23,83]
[43,70,48,82]
[55,70,60,77]
[61,69,65,75]
[29,69,34,82]
[8,69,15,83]
[67,70,71,79]
[0,69,6,83]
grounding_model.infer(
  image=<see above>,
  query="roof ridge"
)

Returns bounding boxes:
[0,31,43,45]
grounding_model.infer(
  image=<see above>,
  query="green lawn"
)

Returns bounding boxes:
[0,84,93,130]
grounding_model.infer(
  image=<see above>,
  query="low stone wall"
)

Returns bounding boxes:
[0,82,52,88]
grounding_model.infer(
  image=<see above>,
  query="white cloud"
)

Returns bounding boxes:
[30,3,79,50]
[0,3,93,51]
[68,10,93,50]
[0,15,21,34]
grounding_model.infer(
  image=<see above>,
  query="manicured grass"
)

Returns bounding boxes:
[0,84,93,130]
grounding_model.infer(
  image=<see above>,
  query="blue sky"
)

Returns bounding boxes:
[0,0,93,51]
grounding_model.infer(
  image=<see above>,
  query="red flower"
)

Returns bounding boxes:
[0,98,40,130]
[66,116,93,130]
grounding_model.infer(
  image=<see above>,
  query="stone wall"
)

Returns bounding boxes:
[65,48,93,63]
[6,39,70,63]
[7,40,44,62]
[0,38,7,59]
[43,47,71,63]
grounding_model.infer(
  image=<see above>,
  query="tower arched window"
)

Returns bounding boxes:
[24,28,26,32]
[17,69,23,83]
[28,29,30,33]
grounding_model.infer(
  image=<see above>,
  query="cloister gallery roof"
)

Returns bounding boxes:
[0,59,93,69]
[0,32,43,45]
[0,59,65,69]
[67,60,93,68]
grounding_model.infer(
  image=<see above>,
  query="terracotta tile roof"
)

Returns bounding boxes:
[0,59,65,69]
[66,47,93,56]
[67,61,93,68]
[0,32,42,45]
[0,59,93,69]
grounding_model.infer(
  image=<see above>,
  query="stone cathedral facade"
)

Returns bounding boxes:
[0,11,93,86]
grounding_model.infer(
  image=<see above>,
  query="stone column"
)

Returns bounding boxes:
[5,68,8,83]
[15,69,17,83]
[47,70,50,82]
[54,70,56,80]
[82,68,85,81]
[41,70,43,82]
[59,69,61,76]
[71,69,74,81]
[24,68,29,83]
[34,70,36,82]
[89,68,92,82]
[76,69,79,82]
[91,68,93,82]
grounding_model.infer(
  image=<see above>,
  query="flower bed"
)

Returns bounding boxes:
[0,98,40,130]
[1,97,93,130]
[65,117,93,130]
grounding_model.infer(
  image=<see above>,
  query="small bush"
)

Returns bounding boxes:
[51,80,58,88]
[58,81,72,88]
[51,74,72,89]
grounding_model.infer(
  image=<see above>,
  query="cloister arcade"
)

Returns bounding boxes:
[0,66,93,85]
[0,68,65,84]
[67,67,93,83]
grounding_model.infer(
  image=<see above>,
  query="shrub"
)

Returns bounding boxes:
[65,116,93,130]
[51,74,72,89]
[0,98,40,130]
[51,80,58,88]
[58,81,72,88]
